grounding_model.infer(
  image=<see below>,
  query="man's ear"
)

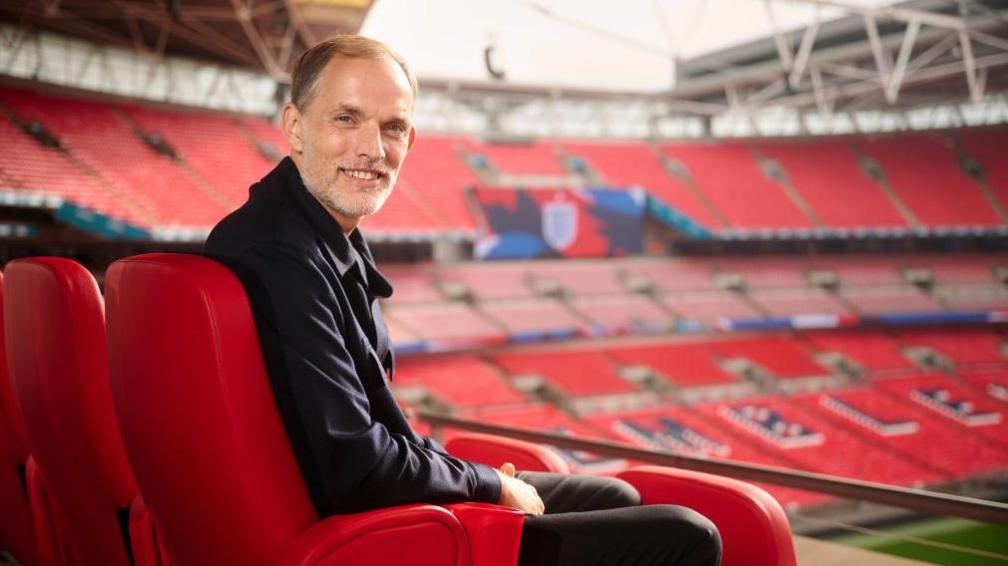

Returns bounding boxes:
[407,126,417,151]
[282,102,304,153]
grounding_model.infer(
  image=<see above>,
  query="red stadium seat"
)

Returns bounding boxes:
[618,467,797,566]
[3,258,157,566]
[452,429,797,566]
[0,273,42,566]
[104,253,525,566]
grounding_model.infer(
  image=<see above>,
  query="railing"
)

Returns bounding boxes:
[419,411,1008,526]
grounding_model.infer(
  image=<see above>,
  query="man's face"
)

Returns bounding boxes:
[286,55,415,229]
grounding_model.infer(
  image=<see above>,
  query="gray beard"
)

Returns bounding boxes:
[300,171,388,219]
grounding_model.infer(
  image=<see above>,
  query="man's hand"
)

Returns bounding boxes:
[495,462,545,515]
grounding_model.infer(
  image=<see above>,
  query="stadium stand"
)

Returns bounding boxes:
[838,379,1008,475]
[662,142,814,229]
[394,355,527,408]
[663,291,761,326]
[572,294,671,332]
[480,298,584,336]
[707,336,829,379]
[0,88,231,227]
[561,140,722,228]
[606,341,738,387]
[477,140,568,175]
[958,128,1008,214]
[749,287,850,317]
[620,259,716,292]
[759,139,908,228]
[841,285,943,315]
[493,349,639,397]
[434,262,537,300]
[585,405,832,507]
[398,133,480,231]
[857,134,1000,226]
[526,261,627,295]
[801,331,912,372]
[119,105,272,207]
[0,112,140,223]
[897,330,1006,365]
[384,302,504,342]
[706,396,938,486]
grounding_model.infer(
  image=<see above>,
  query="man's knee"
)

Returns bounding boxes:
[596,477,641,508]
[653,505,722,563]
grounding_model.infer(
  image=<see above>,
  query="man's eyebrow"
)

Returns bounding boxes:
[331,104,364,117]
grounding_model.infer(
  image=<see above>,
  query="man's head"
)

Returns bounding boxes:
[283,35,417,233]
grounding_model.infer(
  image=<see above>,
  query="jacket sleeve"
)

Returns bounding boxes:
[230,241,501,515]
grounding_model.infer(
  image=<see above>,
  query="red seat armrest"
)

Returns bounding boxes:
[617,466,796,566]
[446,433,571,473]
[278,504,470,566]
[444,503,524,566]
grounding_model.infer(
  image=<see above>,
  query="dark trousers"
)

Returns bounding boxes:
[516,472,722,566]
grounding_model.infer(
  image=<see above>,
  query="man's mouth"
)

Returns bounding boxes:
[339,167,385,181]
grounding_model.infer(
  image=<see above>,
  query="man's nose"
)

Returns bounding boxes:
[355,121,385,161]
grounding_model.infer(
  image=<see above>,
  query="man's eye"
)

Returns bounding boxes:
[336,115,354,123]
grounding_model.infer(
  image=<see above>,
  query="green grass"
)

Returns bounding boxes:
[829,518,1008,566]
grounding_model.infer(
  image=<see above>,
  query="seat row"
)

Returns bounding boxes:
[0,255,796,566]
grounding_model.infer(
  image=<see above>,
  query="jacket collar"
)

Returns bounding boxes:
[273,156,394,299]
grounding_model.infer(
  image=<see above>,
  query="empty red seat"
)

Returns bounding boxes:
[0,273,41,566]
[104,253,525,565]
[4,258,154,566]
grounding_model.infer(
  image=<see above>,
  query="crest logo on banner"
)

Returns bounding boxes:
[542,196,578,251]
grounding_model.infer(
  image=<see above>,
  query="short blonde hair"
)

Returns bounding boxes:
[290,35,418,110]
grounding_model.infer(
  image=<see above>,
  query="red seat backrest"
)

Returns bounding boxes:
[105,253,317,565]
[4,258,137,566]
[0,272,41,565]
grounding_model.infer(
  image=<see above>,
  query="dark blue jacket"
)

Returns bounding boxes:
[204,157,501,516]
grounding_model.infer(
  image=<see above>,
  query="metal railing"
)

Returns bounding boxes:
[419,411,1008,526]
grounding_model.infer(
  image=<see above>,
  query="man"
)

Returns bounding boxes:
[205,35,721,566]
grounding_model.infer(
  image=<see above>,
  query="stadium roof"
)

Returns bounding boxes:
[0,0,377,74]
[2,0,1005,116]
